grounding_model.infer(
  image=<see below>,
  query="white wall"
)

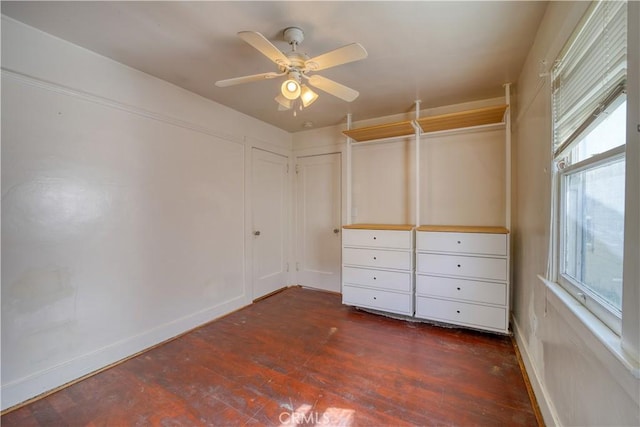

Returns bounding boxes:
[512,2,640,425]
[352,137,416,224]
[1,16,292,410]
[420,127,505,226]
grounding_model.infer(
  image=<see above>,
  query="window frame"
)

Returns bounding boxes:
[557,139,625,335]
[551,0,628,336]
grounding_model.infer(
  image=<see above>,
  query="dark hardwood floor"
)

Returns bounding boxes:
[2,287,540,426]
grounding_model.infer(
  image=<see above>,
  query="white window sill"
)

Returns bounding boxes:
[538,275,640,380]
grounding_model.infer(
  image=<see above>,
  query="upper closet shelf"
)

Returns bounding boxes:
[418,104,508,134]
[343,120,415,143]
[343,104,508,143]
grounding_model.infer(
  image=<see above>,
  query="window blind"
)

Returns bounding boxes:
[552,0,627,155]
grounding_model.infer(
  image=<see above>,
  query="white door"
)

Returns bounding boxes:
[252,148,289,300]
[295,153,342,292]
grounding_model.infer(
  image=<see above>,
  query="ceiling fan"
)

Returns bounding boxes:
[215,27,367,115]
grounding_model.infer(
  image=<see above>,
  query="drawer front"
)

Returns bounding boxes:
[417,253,506,281]
[343,266,412,292]
[415,297,507,332]
[343,247,412,270]
[416,231,507,256]
[416,275,506,305]
[343,229,412,249]
[343,285,413,315]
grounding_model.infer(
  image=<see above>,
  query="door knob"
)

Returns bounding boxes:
[254,231,261,236]
[333,228,340,234]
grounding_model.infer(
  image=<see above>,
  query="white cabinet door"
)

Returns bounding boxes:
[416,232,507,256]
[343,247,412,270]
[343,285,413,315]
[342,229,412,249]
[343,267,412,292]
[416,275,506,305]
[417,253,507,281]
[296,153,342,292]
[415,297,507,331]
[251,148,289,300]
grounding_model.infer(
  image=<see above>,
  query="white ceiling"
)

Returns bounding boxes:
[1,1,548,133]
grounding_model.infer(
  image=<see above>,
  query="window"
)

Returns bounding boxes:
[558,99,626,332]
[552,0,627,334]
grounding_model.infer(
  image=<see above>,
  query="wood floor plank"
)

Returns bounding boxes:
[2,287,539,426]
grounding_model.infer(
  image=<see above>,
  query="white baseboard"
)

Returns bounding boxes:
[1,295,249,411]
[512,316,562,427]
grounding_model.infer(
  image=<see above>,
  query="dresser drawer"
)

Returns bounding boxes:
[343,285,413,315]
[343,266,412,292]
[343,247,412,270]
[416,231,507,256]
[343,229,412,249]
[415,296,507,332]
[416,275,506,305]
[417,253,506,281]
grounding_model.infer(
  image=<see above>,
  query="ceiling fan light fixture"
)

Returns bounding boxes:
[300,85,319,108]
[274,94,292,110]
[216,28,368,118]
[281,78,301,100]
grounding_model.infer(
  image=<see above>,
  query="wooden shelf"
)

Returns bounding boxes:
[343,224,415,231]
[343,105,507,143]
[342,120,414,142]
[417,225,509,234]
[417,105,507,134]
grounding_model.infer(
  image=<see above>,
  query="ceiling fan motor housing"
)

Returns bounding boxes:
[285,52,308,69]
[283,27,304,46]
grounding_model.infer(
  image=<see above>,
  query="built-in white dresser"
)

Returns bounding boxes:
[415,226,509,334]
[342,224,414,316]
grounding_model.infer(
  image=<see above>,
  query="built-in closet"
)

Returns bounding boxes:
[341,85,511,334]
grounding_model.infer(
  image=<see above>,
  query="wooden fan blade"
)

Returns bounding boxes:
[305,43,368,71]
[307,75,359,102]
[238,31,290,66]
[215,72,282,87]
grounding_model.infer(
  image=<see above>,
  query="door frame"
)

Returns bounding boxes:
[294,151,343,292]
[245,139,294,303]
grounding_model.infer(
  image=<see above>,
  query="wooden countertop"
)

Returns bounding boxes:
[343,224,415,231]
[416,225,509,234]
[342,224,509,233]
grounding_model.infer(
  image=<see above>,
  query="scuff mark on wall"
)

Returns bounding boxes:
[4,267,77,334]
